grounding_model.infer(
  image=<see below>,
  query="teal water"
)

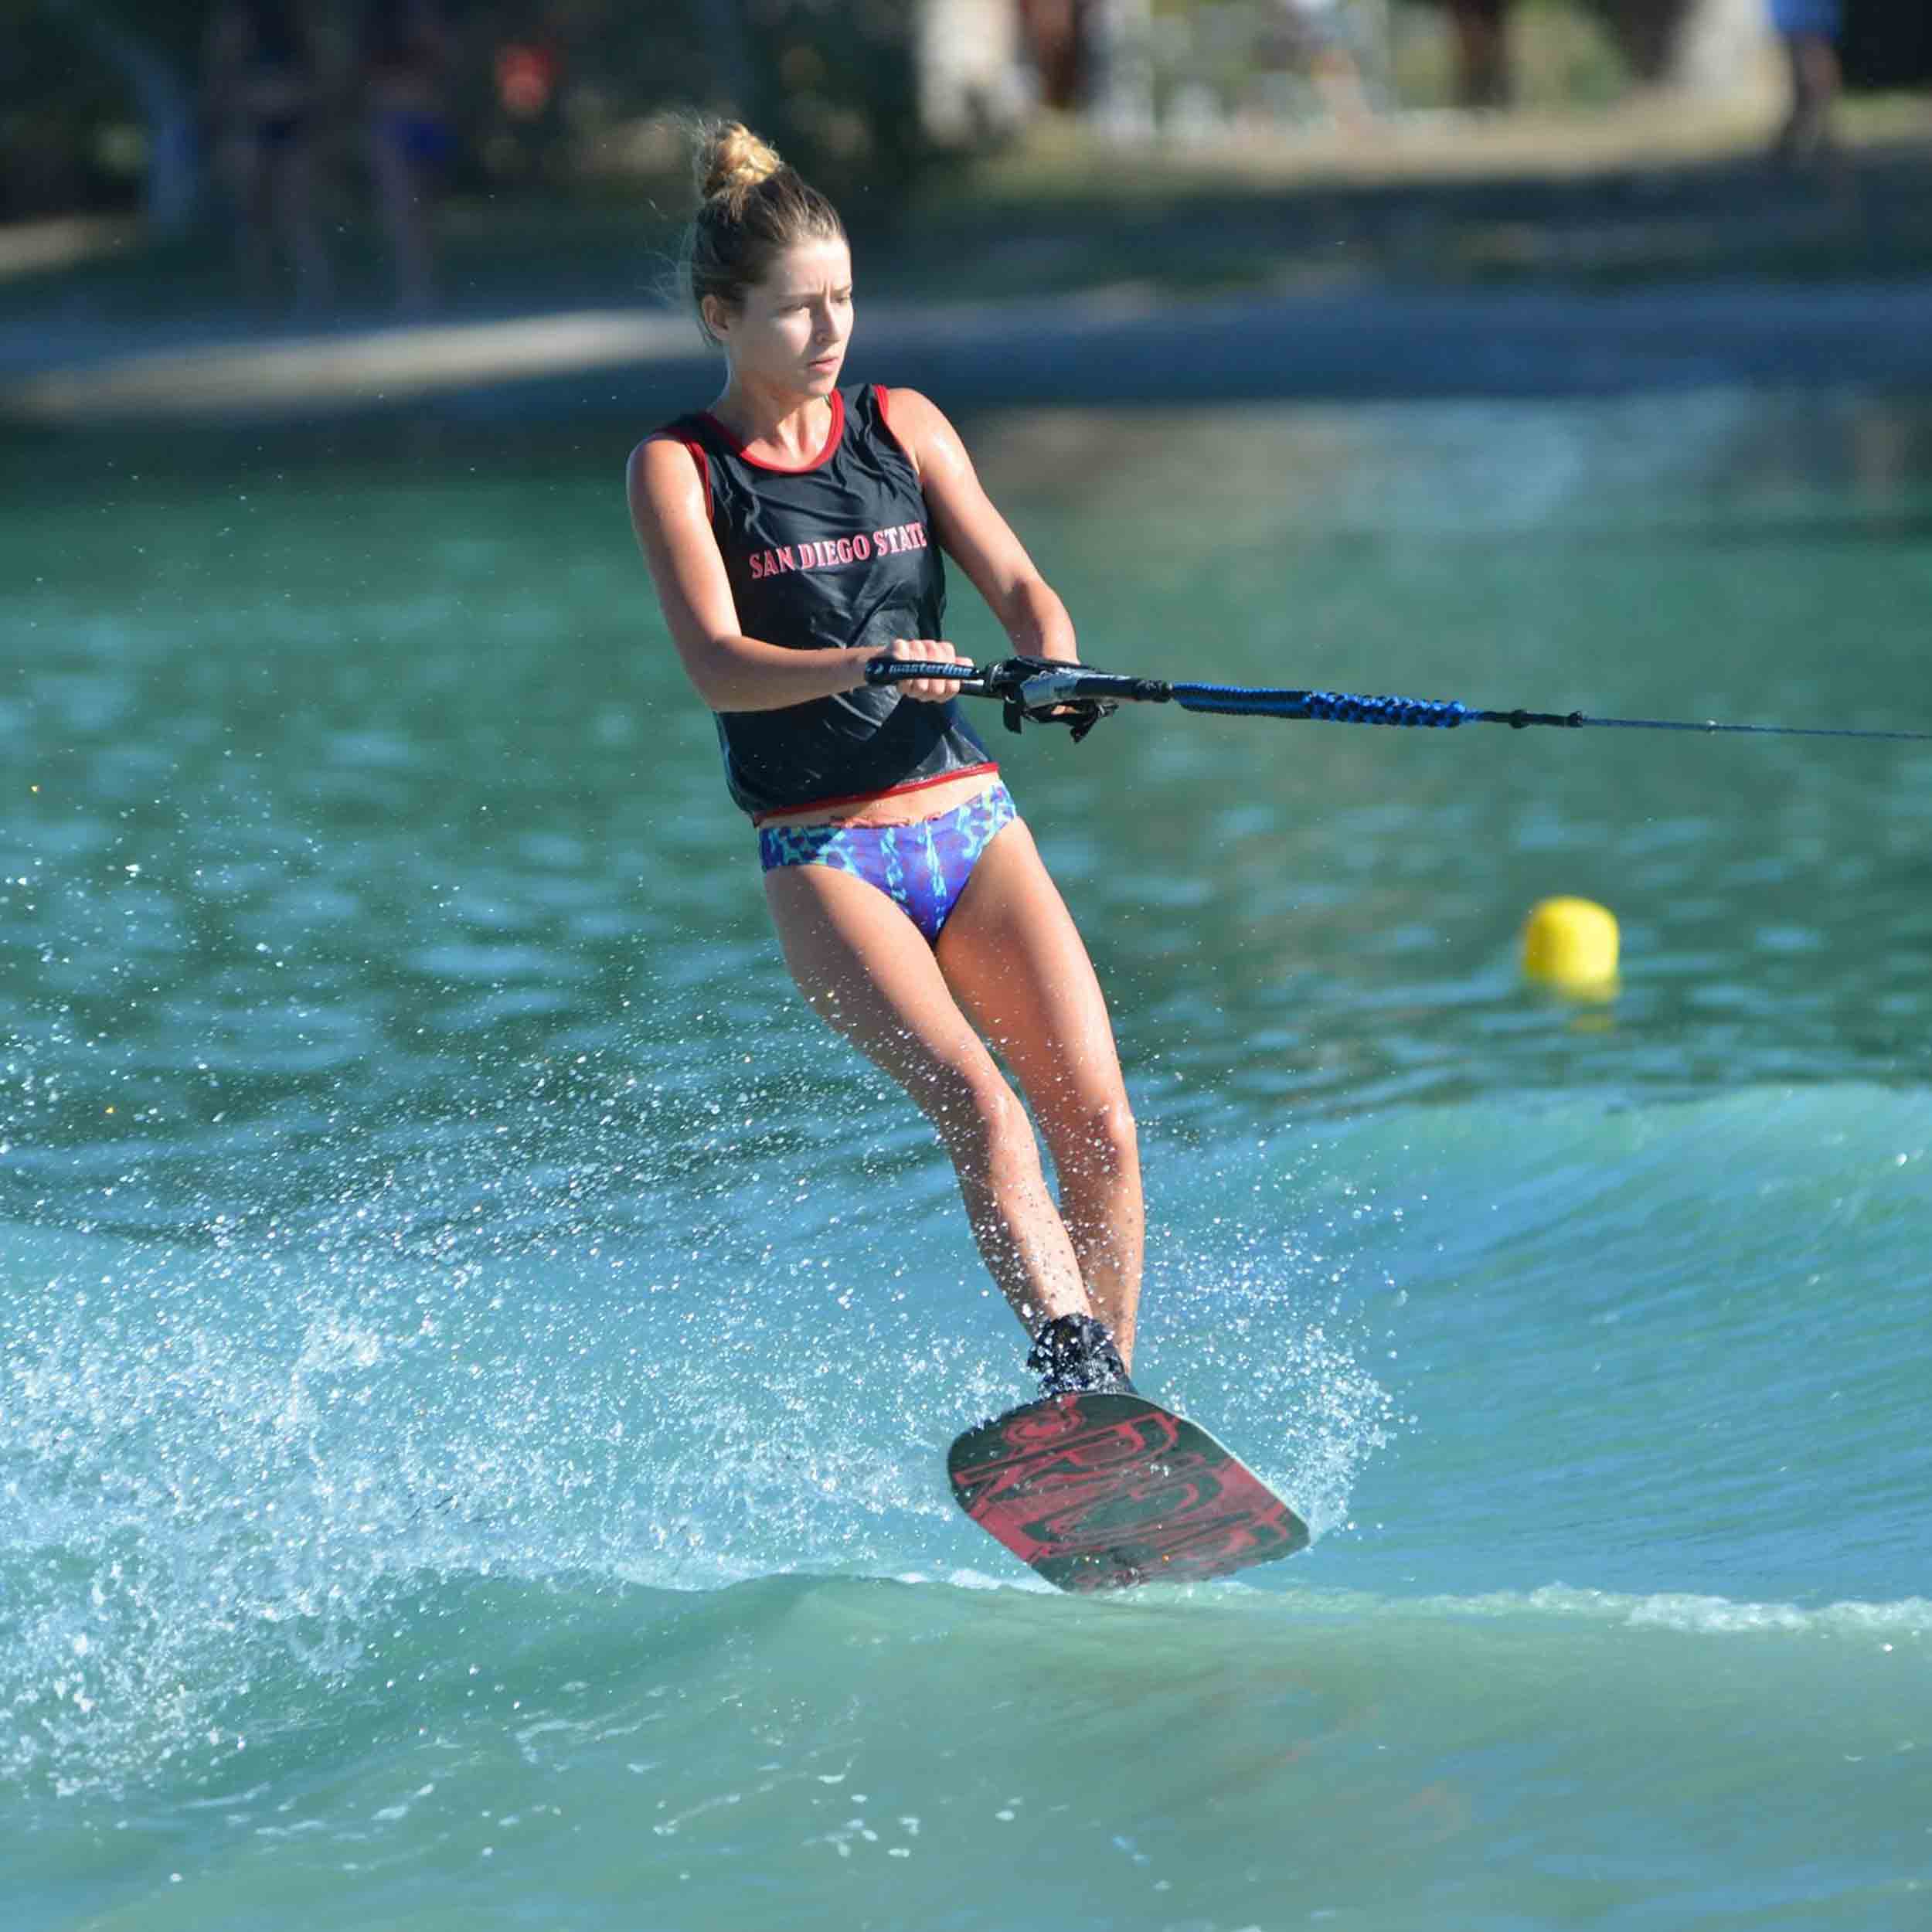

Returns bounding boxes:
[3,388,1930,1930]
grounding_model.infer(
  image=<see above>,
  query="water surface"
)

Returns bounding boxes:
[3,387,1929,1930]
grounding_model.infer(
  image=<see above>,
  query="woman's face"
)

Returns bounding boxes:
[706,236,853,398]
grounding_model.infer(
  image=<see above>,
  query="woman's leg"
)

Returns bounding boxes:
[764,860,1092,1338]
[273,134,332,312]
[369,122,436,313]
[935,819,1145,1366]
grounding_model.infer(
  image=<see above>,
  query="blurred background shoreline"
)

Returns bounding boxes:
[2,0,1930,430]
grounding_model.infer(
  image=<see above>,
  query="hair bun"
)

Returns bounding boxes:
[698,121,784,208]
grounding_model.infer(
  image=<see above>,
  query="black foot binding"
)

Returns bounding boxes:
[1027,1313,1136,1398]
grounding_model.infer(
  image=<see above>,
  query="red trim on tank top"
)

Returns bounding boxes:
[699,390,845,474]
[750,761,999,825]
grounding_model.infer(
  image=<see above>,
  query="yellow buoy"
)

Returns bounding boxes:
[1521,896,1620,998]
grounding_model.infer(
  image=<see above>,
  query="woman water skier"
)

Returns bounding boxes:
[626,122,1141,1398]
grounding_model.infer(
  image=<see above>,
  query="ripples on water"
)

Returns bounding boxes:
[5,394,1927,1210]
[2,393,1930,1927]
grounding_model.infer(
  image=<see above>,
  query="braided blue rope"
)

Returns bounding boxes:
[865,658,1932,743]
[1172,683,1477,729]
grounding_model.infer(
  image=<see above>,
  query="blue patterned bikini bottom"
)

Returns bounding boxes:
[757,779,1018,946]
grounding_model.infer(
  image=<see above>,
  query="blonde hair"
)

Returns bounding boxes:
[683,120,845,346]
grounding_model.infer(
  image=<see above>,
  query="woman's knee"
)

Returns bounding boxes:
[1049,1091,1139,1185]
[920,1063,1032,1175]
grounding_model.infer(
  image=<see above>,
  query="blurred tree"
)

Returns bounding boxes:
[1574,0,1932,93]
[527,0,927,192]
[1841,0,1932,90]
[715,0,925,189]
[1576,0,1691,82]
[11,0,205,227]
[1447,0,1512,105]
[1017,0,1093,108]
[706,0,760,110]
[402,1,927,197]
[1402,0,1732,103]
[1,0,943,226]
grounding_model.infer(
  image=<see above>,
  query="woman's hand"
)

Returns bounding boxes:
[882,635,964,703]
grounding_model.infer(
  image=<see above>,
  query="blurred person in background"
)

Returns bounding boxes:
[1447,0,1510,109]
[202,0,332,313]
[1769,0,1844,172]
[1276,0,1375,134]
[361,0,457,312]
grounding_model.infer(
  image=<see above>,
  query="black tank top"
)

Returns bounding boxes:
[658,383,995,818]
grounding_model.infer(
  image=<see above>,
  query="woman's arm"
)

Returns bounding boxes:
[879,388,1078,663]
[625,437,960,710]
